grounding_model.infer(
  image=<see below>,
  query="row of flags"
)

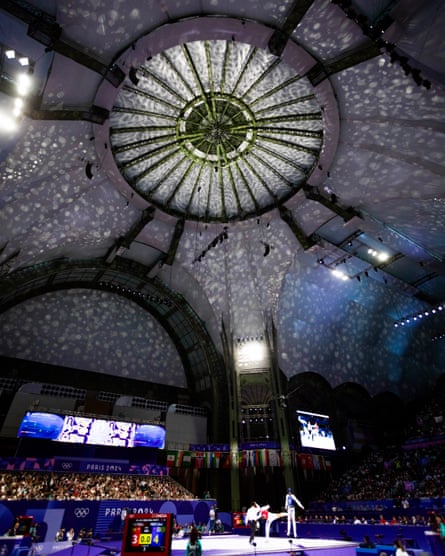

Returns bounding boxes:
[166,449,331,471]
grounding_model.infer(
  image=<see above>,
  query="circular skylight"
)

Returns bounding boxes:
[110,39,324,222]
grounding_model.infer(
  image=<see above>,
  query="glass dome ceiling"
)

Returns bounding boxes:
[110,39,324,222]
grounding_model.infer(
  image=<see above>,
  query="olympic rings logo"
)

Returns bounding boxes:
[74,508,90,518]
[61,463,73,470]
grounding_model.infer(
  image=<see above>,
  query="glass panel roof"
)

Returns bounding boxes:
[110,39,324,222]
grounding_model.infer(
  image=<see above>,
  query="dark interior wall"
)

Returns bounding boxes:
[0,355,190,413]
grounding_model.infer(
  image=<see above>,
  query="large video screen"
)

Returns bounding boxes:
[17,411,166,448]
[122,513,173,556]
[297,410,336,451]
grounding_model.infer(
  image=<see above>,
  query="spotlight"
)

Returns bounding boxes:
[16,73,32,96]
[13,98,24,117]
[129,66,139,86]
[0,111,18,132]
[332,268,349,281]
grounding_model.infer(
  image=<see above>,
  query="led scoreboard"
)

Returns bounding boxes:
[122,514,173,556]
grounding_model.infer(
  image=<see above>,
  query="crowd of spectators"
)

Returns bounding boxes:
[0,471,195,501]
[314,381,445,506]
[405,382,445,440]
[172,519,224,538]
[296,513,432,527]
[315,443,445,502]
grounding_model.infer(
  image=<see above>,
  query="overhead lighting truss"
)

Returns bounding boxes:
[394,304,444,328]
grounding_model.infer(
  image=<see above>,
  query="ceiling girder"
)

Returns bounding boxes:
[278,205,317,250]
[268,0,316,56]
[105,207,156,263]
[26,104,109,123]
[0,76,109,122]
[307,42,381,85]
[164,218,185,266]
[303,184,361,222]
[1,0,125,86]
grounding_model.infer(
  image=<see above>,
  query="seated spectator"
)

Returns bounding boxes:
[214,519,224,533]
[359,535,375,548]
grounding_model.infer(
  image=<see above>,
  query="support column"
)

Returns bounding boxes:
[268,321,295,491]
[221,320,241,511]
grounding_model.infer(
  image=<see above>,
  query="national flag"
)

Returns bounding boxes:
[222,452,231,468]
[258,449,269,467]
[166,451,177,467]
[214,452,221,468]
[182,451,192,467]
[268,449,281,467]
[194,452,205,468]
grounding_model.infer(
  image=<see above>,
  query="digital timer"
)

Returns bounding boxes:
[139,534,153,545]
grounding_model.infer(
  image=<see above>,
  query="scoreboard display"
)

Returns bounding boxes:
[121,514,173,556]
